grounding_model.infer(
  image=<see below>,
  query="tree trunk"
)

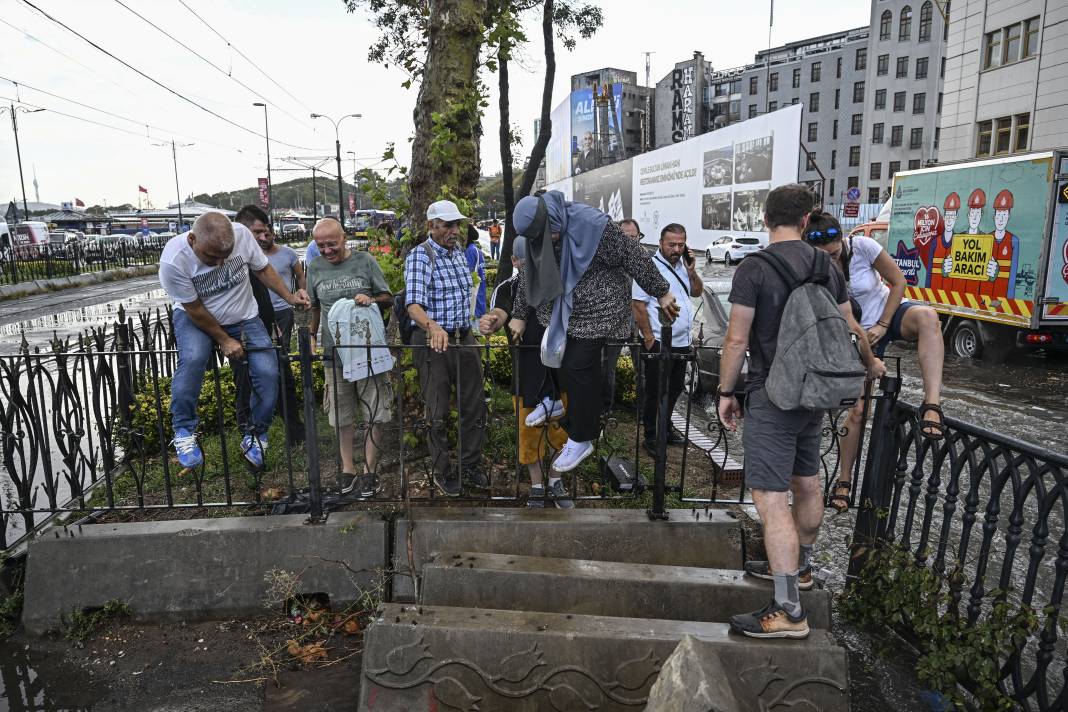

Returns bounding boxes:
[495,42,516,277]
[497,0,554,284]
[409,0,487,235]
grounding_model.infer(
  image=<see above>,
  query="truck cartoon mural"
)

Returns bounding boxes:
[887,150,1068,361]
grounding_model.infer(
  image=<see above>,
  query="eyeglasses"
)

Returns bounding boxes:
[804,227,841,244]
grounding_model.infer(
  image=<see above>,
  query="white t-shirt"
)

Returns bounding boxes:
[632,251,694,347]
[847,235,890,329]
[158,221,268,326]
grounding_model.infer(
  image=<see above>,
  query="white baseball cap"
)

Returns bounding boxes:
[426,200,467,222]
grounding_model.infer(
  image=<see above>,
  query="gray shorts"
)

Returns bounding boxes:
[742,386,824,492]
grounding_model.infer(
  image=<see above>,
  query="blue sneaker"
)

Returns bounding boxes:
[172,429,203,468]
[241,433,267,468]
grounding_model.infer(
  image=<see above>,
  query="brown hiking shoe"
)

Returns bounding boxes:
[743,560,813,591]
[730,599,809,639]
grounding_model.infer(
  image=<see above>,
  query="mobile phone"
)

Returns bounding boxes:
[684,247,695,266]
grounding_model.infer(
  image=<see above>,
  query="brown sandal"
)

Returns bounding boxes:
[828,481,851,513]
[917,403,946,441]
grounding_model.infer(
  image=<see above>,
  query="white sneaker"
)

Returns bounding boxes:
[525,398,565,427]
[551,439,594,472]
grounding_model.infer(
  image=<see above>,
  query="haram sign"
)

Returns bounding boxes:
[949,234,994,281]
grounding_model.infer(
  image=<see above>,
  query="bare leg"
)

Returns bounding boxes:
[790,475,825,546]
[752,489,799,574]
[337,424,355,474]
[837,389,869,487]
[528,459,545,487]
[364,424,383,474]
[899,306,944,409]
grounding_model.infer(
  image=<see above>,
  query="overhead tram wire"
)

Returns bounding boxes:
[175,0,317,118]
[17,0,328,153]
[110,0,316,132]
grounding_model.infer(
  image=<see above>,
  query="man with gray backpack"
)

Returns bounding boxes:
[718,184,884,639]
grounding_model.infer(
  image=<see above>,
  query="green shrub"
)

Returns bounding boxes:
[614,353,637,408]
[486,334,513,387]
[485,266,498,288]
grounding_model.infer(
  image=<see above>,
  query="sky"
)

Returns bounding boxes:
[0,0,871,210]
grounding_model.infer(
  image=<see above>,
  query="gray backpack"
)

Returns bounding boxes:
[752,247,866,411]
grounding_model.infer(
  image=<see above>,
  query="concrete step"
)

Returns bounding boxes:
[358,603,848,711]
[391,507,740,601]
[420,551,831,629]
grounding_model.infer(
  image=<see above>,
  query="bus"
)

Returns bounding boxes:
[351,209,396,238]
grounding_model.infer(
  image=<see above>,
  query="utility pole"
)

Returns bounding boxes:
[310,113,362,227]
[153,140,193,232]
[2,104,45,220]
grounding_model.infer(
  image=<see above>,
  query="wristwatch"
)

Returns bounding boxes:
[717,386,736,398]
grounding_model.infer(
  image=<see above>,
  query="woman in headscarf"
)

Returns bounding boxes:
[510,191,679,474]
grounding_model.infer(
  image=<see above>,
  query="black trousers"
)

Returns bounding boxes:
[560,337,605,442]
[641,343,690,440]
[517,319,559,408]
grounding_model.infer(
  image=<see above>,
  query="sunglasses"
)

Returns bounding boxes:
[804,227,841,244]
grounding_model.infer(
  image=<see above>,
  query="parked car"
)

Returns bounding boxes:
[281,223,308,239]
[705,235,763,265]
[687,280,747,396]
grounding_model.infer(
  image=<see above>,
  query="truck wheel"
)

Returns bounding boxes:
[950,320,983,359]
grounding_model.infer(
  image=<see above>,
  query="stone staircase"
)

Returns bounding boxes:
[359,508,849,711]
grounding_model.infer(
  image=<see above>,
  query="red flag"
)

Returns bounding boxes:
[75,198,85,207]
[138,185,148,193]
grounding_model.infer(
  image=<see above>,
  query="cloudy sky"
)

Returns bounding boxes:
[0,0,870,209]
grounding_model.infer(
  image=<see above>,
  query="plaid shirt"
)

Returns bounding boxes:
[404,238,473,331]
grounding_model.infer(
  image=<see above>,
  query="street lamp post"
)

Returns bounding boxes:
[346,151,359,211]
[153,140,194,232]
[1,104,45,220]
[310,113,361,227]
[253,103,273,229]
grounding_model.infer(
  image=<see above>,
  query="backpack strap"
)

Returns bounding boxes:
[421,239,436,270]
[749,249,803,290]
[810,246,831,286]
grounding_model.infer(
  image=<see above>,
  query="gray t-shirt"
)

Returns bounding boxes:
[728,240,849,391]
[307,252,390,359]
[265,246,299,312]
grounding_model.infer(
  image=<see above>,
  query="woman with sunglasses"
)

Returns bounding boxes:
[804,211,946,513]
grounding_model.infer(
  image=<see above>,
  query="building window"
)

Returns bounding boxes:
[940,56,946,78]
[870,162,882,180]
[809,92,820,111]
[891,125,903,146]
[984,29,1002,68]
[893,91,906,112]
[832,119,839,139]
[792,67,801,88]
[769,72,779,92]
[899,5,912,40]
[976,120,993,156]
[995,117,1012,153]
[910,127,924,149]
[856,48,867,71]
[868,187,881,203]
[872,123,885,143]
[934,126,940,149]
[880,10,892,40]
[908,159,921,170]
[829,178,836,197]
[937,92,943,113]
[851,114,863,135]
[808,122,818,142]
[1015,113,1030,151]
[847,176,859,190]
[831,150,837,169]
[944,0,951,40]
[836,57,843,78]
[769,100,778,111]
[896,56,909,78]
[889,161,900,178]
[791,97,799,105]
[913,93,926,114]
[749,104,757,118]
[918,1,933,42]
[877,54,889,76]
[749,76,758,95]
[811,62,821,82]
[834,88,840,110]
[875,89,887,110]
[853,81,865,103]
[806,154,817,171]
[916,57,928,79]
[1005,22,1022,64]
[849,146,861,167]
[1023,17,1040,58]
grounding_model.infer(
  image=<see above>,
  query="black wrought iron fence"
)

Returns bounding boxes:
[0,240,163,286]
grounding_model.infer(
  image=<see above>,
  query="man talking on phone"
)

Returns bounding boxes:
[631,223,703,455]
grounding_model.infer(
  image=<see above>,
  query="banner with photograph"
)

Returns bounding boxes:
[544,104,802,251]
[258,178,270,209]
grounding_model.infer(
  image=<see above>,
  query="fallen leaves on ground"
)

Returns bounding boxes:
[286,639,328,664]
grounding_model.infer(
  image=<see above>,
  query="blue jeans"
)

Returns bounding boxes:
[171,309,279,435]
[490,241,500,260]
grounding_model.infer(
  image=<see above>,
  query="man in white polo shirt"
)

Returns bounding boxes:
[159,211,309,470]
[632,222,703,455]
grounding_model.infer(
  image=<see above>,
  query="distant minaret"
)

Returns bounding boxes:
[32,165,39,204]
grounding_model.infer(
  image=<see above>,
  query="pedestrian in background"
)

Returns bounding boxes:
[465,224,487,319]
[488,219,502,260]
[511,192,677,474]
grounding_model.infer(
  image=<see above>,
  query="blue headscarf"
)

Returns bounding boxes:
[512,191,609,367]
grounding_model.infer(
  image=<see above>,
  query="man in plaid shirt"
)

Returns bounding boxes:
[405,200,487,496]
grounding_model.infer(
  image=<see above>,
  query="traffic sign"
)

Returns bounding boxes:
[846,187,861,202]
[843,203,860,218]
